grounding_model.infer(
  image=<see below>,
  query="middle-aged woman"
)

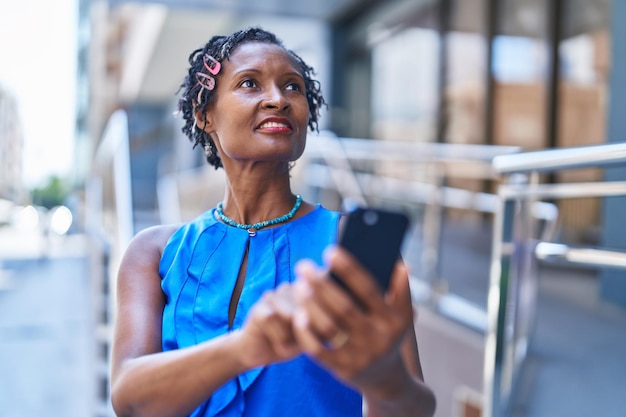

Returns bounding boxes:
[110,27,436,417]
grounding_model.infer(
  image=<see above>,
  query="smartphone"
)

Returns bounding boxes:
[331,206,409,294]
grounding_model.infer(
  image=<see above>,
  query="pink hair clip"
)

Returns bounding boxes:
[203,54,221,75]
[196,72,215,91]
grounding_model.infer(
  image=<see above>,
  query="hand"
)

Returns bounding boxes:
[236,283,302,368]
[292,247,414,394]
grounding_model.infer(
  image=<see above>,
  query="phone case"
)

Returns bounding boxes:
[333,207,409,293]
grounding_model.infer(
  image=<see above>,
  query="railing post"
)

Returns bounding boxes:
[483,174,528,417]
[421,162,446,294]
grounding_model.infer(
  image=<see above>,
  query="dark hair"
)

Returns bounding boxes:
[177,27,326,169]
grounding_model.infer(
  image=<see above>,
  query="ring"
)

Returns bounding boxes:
[328,330,350,349]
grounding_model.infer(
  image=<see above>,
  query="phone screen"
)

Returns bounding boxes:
[332,207,409,293]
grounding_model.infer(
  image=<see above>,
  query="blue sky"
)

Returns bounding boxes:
[0,0,77,188]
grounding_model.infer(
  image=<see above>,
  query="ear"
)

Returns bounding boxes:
[194,109,215,134]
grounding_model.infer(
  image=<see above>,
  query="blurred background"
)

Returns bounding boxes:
[0,0,625,416]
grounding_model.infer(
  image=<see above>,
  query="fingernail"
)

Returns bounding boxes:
[295,259,315,277]
[294,280,312,298]
[322,245,337,266]
[294,309,308,329]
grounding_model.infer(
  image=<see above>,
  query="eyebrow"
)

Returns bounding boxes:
[234,68,304,79]
[234,68,262,75]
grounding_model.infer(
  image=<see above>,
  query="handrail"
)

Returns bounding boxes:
[499,181,626,200]
[307,133,521,181]
[492,141,626,174]
[307,132,367,208]
[310,133,521,163]
[306,162,558,221]
[536,242,626,270]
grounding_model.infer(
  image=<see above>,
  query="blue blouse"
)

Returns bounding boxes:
[159,205,362,417]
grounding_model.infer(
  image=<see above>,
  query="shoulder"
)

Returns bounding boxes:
[121,224,181,269]
[136,223,180,243]
[133,224,180,252]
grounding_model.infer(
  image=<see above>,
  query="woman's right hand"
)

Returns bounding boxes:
[237,283,303,368]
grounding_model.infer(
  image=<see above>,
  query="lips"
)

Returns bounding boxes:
[256,117,293,132]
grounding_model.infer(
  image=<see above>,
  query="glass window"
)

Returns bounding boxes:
[492,0,548,151]
[445,0,488,146]
[556,0,610,242]
[371,27,440,142]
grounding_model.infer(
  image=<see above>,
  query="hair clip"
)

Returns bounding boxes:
[203,54,221,75]
[196,72,216,91]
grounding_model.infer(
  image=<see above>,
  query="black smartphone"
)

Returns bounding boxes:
[331,206,409,294]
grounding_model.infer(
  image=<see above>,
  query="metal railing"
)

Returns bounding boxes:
[301,132,551,331]
[85,109,134,417]
[483,141,626,417]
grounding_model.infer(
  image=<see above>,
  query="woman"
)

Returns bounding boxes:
[110,27,436,417]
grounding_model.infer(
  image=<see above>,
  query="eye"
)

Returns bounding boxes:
[240,79,257,88]
[285,81,303,92]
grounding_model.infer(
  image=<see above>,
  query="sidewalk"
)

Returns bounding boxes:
[0,228,92,417]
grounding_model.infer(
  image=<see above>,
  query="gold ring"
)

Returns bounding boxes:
[329,330,350,349]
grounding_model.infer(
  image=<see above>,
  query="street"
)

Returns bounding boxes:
[0,229,92,417]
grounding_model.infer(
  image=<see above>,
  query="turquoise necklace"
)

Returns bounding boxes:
[216,195,303,237]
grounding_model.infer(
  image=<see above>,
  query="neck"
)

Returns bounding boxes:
[220,186,297,226]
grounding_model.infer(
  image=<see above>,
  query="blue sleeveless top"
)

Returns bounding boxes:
[159,205,362,417]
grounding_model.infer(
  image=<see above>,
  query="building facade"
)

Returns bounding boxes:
[0,86,24,202]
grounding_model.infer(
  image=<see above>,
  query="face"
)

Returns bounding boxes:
[200,42,310,168]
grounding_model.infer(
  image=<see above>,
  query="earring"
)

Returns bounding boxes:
[203,143,213,157]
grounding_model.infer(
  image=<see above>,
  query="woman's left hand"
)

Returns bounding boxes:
[292,246,415,396]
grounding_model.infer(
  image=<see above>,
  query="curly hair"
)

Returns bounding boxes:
[177,27,326,169]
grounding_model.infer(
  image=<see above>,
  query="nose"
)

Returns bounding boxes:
[262,84,289,110]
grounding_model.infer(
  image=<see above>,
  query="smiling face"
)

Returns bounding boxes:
[199,42,311,168]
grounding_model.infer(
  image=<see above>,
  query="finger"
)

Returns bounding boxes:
[295,259,402,354]
[324,247,390,315]
[256,292,300,358]
[385,261,413,315]
[294,280,351,344]
[271,283,298,317]
[378,261,413,317]
[324,252,413,351]
[293,266,358,353]
[295,260,365,329]
[292,309,335,361]
[292,309,324,351]
[266,322,300,358]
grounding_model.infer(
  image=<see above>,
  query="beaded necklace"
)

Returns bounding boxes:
[216,195,303,237]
